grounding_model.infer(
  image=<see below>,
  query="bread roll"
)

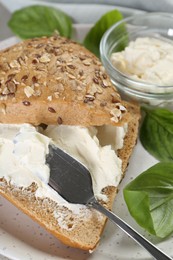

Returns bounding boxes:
[0,36,140,250]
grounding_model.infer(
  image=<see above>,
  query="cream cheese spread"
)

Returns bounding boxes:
[111,37,173,85]
[0,123,127,204]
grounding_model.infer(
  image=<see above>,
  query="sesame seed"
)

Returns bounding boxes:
[84,95,95,103]
[47,95,52,101]
[24,86,35,98]
[82,59,91,66]
[68,74,76,80]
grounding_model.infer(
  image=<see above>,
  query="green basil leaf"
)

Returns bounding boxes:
[83,9,124,57]
[8,5,72,39]
[124,162,173,238]
[140,106,173,162]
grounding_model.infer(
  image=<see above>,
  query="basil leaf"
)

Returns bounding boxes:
[83,9,124,57]
[8,5,72,39]
[124,162,173,238]
[140,106,173,162]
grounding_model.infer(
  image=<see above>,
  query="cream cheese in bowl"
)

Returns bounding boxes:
[100,12,173,108]
[111,37,173,87]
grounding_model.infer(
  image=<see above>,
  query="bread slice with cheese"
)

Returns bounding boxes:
[0,36,140,250]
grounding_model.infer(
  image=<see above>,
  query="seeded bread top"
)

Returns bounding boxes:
[0,36,129,126]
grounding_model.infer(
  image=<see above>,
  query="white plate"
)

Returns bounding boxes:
[2,137,173,260]
[0,22,173,260]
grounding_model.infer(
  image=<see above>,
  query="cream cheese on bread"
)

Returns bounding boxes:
[0,124,50,187]
[44,125,127,200]
[0,123,127,202]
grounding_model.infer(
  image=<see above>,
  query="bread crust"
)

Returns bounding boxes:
[0,36,129,126]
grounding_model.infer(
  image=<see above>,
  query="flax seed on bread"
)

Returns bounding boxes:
[0,36,140,250]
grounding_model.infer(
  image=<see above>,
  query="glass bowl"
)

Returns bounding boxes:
[100,12,173,108]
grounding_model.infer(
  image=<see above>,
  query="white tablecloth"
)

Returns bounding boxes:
[12,0,173,13]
